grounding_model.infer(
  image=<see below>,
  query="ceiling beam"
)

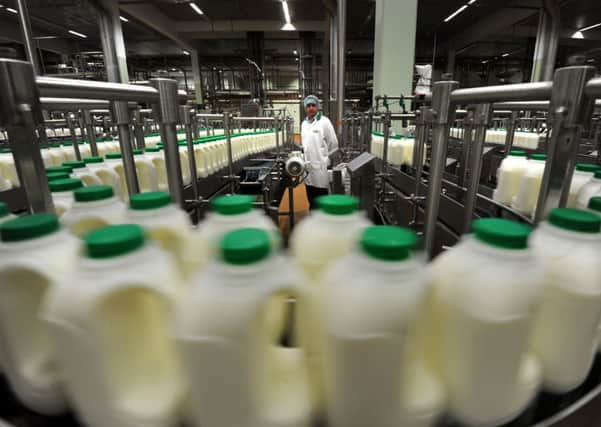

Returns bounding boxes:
[119,3,194,51]
[175,20,326,33]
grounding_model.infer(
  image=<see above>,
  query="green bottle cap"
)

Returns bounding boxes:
[85,224,145,259]
[575,163,600,173]
[316,195,359,215]
[0,213,59,242]
[49,178,83,193]
[46,166,73,174]
[221,228,271,265]
[548,208,601,233]
[83,156,104,164]
[74,185,114,202]
[106,153,122,159]
[588,197,601,213]
[509,150,527,157]
[63,160,86,169]
[531,154,547,161]
[47,171,70,182]
[0,202,8,218]
[360,226,418,261]
[211,195,254,215]
[472,218,531,250]
[130,191,171,210]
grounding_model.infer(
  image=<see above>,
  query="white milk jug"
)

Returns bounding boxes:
[61,185,126,237]
[322,226,445,427]
[0,213,78,414]
[290,194,371,413]
[576,170,601,209]
[83,156,123,199]
[424,218,544,427]
[133,149,159,193]
[142,147,169,192]
[529,208,601,393]
[125,191,195,278]
[494,150,529,205]
[568,164,599,208]
[48,144,66,166]
[43,224,185,427]
[512,153,547,216]
[174,228,312,427]
[49,178,84,217]
[63,160,102,186]
[0,149,19,187]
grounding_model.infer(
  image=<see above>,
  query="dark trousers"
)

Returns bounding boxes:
[305,185,329,210]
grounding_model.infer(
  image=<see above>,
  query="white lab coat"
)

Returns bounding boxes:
[301,112,339,189]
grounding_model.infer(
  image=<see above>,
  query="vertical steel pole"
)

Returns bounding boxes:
[336,0,346,137]
[462,103,492,233]
[456,109,474,196]
[534,65,595,222]
[82,110,99,157]
[275,117,280,157]
[224,112,235,193]
[67,113,82,160]
[503,111,518,154]
[114,101,139,196]
[150,78,184,206]
[15,0,41,75]
[182,106,199,207]
[424,80,458,258]
[0,59,53,212]
[133,109,146,150]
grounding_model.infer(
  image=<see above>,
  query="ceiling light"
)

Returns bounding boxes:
[182,50,190,55]
[190,3,204,15]
[295,57,299,62]
[444,5,468,22]
[120,16,129,22]
[587,58,595,63]
[468,0,477,4]
[572,31,584,39]
[68,30,87,39]
[6,7,17,14]
[481,60,488,64]
[293,49,298,55]
[282,1,291,23]
[501,52,510,57]
[281,23,296,31]
[580,22,601,32]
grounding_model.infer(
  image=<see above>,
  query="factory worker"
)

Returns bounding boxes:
[301,94,339,209]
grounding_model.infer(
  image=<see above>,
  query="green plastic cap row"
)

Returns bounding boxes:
[361,225,418,261]
[63,160,86,169]
[74,185,114,202]
[130,191,171,210]
[548,208,600,233]
[47,171,70,182]
[316,195,359,215]
[220,228,271,265]
[0,202,8,218]
[85,224,145,259]
[0,213,60,242]
[473,218,532,250]
[211,195,254,215]
[49,178,83,193]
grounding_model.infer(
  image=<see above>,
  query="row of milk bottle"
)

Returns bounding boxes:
[449,128,543,150]
[1,192,600,427]
[494,150,601,216]
[370,132,424,167]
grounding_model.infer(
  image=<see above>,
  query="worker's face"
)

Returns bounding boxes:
[305,103,318,118]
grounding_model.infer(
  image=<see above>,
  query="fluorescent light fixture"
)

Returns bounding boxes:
[295,57,299,61]
[281,22,296,31]
[587,58,595,63]
[501,52,510,57]
[182,50,190,55]
[468,0,476,4]
[444,5,468,22]
[580,22,601,32]
[293,49,298,55]
[6,7,17,14]
[481,60,488,64]
[282,1,291,23]
[572,31,584,39]
[68,30,87,39]
[190,3,204,15]
[120,16,128,22]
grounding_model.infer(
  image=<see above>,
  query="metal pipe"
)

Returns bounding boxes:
[463,103,492,233]
[114,102,139,196]
[492,101,551,111]
[424,80,458,258]
[196,113,225,119]
[534,65,596,222]
[336,0,346,136]
[224,112,235,193]
[41,98,110,111]
[15,0,41,75]
[585,77,601,98]
[133,109,146,150]
[66,114,82,161]
[37,76,159,102]
[0,59,53,212]
[151,78,185,207]
[412,107,428,224]
[450,81,553,104]
[232,116,276,121]
[275,117,280,157]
